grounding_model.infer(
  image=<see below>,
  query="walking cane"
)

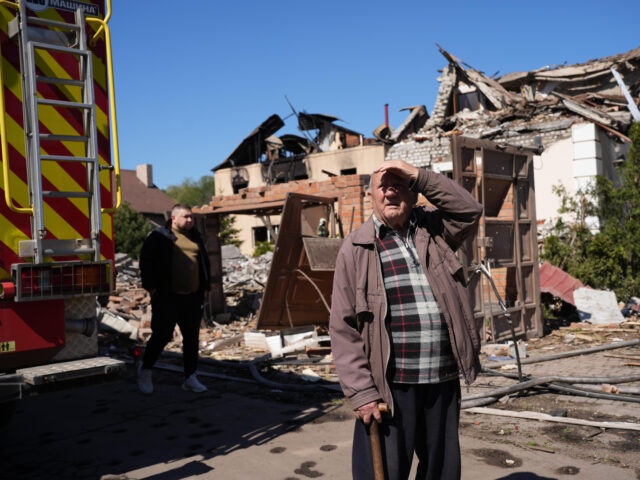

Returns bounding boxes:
[370,403,389,480]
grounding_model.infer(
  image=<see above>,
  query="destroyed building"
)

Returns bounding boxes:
[201,45,640,342]
[388,45,640,231]
[212,112,386,255]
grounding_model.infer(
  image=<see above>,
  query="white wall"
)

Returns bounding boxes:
[532,137,574,223]
[214,163,264,197]
[233,214,281,257]
[306,144,386,180]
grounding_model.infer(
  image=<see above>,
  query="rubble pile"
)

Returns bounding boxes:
[98,253,151,342]
[220,245,272,320]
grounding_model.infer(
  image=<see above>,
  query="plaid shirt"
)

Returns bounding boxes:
[373,213,458,384]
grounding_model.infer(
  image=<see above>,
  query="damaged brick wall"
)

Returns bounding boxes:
[206,174,373,235]
[387,121,573,168]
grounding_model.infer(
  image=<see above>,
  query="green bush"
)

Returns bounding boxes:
[541,122,640,301]
[252,240,274,257]
[113,201,152,258]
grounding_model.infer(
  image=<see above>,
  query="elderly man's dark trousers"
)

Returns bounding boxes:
[352,380,461,480]
[142,292,203,377]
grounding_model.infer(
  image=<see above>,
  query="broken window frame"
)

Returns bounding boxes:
[451,136,542,342]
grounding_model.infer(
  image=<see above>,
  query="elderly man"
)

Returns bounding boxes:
[138,204,211,394]
[330,159,482,479]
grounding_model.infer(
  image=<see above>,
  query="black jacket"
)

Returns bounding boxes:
[139,220,211,295]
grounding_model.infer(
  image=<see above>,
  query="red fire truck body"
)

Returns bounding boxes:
[0,0,124,422]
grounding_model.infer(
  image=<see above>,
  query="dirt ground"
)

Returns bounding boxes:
[459,323,640,478]
[460,393,640,475]
[167,320,640,478]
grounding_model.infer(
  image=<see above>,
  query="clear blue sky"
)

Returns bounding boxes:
[110,0,639,190]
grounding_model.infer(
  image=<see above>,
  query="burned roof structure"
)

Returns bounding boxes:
[389,45,640,167]
[298,112,365,151]
[214,114,285,172]
[213,114,312,188]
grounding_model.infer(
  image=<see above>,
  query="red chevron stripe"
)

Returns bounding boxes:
[4,89,112,215]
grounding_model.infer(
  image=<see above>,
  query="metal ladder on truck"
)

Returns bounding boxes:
[9,3,102,264]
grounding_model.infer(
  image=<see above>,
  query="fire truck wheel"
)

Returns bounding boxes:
[0,400,16,428]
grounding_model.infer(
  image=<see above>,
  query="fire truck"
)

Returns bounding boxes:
[0,0,124,425]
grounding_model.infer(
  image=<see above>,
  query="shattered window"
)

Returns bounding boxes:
[458,91,480,111]
[456,90,491,113]
[253,225,279,245]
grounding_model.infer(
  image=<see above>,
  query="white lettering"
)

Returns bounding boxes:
[48,0,99,16]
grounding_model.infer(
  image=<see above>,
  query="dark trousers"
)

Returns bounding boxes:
[352,380,461,480]
[142,292,203,377]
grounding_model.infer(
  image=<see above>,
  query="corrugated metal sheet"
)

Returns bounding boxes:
[539,262,585,306]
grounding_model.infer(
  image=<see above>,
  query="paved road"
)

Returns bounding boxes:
[1,364,636,480]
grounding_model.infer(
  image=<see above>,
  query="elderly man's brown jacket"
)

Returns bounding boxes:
[329,168,483,415]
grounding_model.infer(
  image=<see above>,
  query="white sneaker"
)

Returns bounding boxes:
[182,373,207,393]
[137,365,153,394]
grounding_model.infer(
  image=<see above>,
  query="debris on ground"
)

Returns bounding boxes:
[573,287,625,324]
[100,252,640,409]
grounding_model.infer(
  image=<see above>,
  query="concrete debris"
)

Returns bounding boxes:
[222,251,272,320]
[223,251,272,289]
[574,287,625,324]
[102,253,336,385]
[98,309,139,341]
[97,253,151,343]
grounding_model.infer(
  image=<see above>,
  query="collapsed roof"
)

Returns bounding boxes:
[214,112,366,173]
[214,114,285,171]
[402,44,640,145]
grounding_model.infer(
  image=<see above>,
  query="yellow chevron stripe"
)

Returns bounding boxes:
[0,211,28,256]
[1,8,111,175]
[5,109,113,246]
[0,266,9,281]
[33,7,108,92]
[0,8,113,250]
[34,49,111,141]
[3,88,113,247]
[2,53,111,199]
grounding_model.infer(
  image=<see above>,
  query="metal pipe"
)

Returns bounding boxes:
[461,373,640,409]
[85,15,121,213]
[545,382,640,403]
[90,0,111,41]
[572,384,640,395]
[484,339,640,368]
[470,262,524,381]
[463,373,640,402]
[66,317,96,336]
[384,103,389,128]
[0,1,32,215]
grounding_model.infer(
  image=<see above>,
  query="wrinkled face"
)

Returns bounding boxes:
[172,208,194,232]
[370,171,417,231]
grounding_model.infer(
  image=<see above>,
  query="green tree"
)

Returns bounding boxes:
[164,175,215,207]
[542,122,640,301]
[165,175,241,247]
[113,201,152,258]
[252,240,274,257]
[218,215,241,247]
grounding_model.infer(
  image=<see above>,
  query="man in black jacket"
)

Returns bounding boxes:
[137,204,211,394]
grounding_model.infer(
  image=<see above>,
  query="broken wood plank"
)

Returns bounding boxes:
[465,407,640,431]
[551,91,617,126]
[603,353,640,360]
